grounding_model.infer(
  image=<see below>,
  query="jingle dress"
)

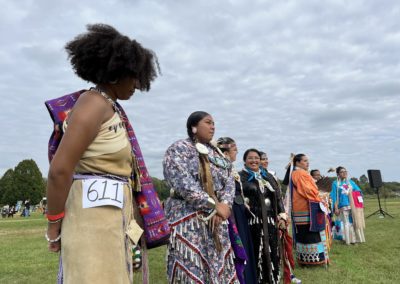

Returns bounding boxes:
[61,112,136,283]
[239,168,284,283]
[163,138,238,284]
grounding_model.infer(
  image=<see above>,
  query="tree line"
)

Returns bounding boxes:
[1,159,399,206]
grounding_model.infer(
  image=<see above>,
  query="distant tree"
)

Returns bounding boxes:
[359,174,368,184]
[10,159,45,205]
[350,177,360,186]
[0,169,15,205]
[383,182,400,193]
[360,183,374,195]
[151,177,170,200]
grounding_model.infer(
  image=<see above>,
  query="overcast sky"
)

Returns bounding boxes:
[1,0,399,182]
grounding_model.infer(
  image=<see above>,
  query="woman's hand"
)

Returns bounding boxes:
[278,212,288,230]
[278,219,287,230]
[334,205,340,216]
[215,202,231,220]
[47,222,62,252]
[210,215,223,233]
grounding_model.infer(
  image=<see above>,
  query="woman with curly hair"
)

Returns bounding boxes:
[45,24,159,283]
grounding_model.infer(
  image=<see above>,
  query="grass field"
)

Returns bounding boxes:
[1,199,399,283]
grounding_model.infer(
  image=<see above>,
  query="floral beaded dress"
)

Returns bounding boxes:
[163,138,238,284]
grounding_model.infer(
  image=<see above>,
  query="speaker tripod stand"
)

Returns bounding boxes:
[366,187,394,218]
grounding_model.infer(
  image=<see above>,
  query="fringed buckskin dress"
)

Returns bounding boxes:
[61,112,136,283]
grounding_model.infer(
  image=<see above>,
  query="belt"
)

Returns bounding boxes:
[73,173,130,183]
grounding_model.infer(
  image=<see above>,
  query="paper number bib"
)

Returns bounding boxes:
[82,178,124,209]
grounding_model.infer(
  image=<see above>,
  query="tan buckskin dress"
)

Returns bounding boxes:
[61,112,135,283]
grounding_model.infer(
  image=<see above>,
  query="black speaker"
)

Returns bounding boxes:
[367,169,383,188]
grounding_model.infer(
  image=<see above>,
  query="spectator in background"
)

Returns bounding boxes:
[24,199,31,217]
[310,169,322,182]
[8,206,15,218]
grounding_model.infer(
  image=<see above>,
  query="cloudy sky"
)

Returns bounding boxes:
[1,0,399,182]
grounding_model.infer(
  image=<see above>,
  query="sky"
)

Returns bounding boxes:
[0,0,399,182]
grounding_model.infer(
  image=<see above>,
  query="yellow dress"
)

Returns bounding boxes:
[61,113,134,284]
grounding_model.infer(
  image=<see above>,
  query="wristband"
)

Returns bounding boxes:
[47,211,65,221]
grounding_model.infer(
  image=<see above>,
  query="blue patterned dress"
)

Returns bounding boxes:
[163,138,238,284]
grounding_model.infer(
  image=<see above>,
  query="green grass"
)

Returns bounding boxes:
[295,199,400,284]
[1,199,399,283]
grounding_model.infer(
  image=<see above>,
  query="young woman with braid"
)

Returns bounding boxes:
[163,112,238,283]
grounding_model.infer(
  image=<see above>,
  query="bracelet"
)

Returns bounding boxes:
[48,218,62,224]
[47,211,65,221]
[206,197,216,209]
[45,232,61,243]
[196,209,217,222]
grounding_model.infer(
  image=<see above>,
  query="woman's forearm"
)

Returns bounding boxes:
[46,167,73,214]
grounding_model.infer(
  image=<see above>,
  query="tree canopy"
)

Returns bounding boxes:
[0,159,45,205]
[151,177,170,200]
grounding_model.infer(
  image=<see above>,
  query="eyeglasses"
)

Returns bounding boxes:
[339,171,347,174]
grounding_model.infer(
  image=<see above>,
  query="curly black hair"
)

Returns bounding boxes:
[65,24,160,91]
